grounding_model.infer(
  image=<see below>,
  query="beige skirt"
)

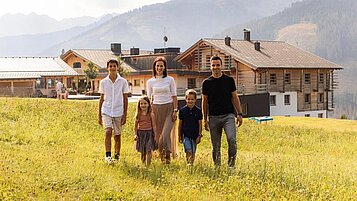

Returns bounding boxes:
[152,103,178,158]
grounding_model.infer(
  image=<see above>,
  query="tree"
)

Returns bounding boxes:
[83,62,98,92]
[117,56,129,77]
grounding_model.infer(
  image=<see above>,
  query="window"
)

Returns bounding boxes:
[284,95,290,105]
[187,78,196,89]
[284,73,291,84]
[134,79,140,87]
[270,74,277,85]
[305,114,310,117]
[318,113,323,118]
[319,73,324,83]
[304,94,311,104]
[73,62,81,68]
[304,73,311,84]
[270,95,276,106]
[318,93,324,103]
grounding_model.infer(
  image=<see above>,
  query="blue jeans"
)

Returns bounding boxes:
[183,136,197,153]
[208,113,237,167]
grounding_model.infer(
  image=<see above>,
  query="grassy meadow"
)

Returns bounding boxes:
[0,98,356,200]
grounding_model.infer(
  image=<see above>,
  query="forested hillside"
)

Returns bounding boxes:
[221,0,357,119]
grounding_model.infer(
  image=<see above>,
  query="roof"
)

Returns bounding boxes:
[0,57,78,80]
[177,39,342,69]
[61,49,153,72]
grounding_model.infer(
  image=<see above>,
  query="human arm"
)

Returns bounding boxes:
[196,120,202,144]
[134,116,138,141]
[98,94,104,126]
[202,94,209,131]
[171,95,178,122]
[231,91,243,127]
[121,93,128,125]
[178,120,183,143]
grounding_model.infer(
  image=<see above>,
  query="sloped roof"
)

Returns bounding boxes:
[0,57,78,80]
[177,39,342,69]
[62,49,153,72]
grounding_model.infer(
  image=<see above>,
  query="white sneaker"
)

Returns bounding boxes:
[105,156,113,164]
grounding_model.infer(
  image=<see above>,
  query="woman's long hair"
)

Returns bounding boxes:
[152,56,168,78]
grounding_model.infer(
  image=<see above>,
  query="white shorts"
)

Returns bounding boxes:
[102,114,123,135]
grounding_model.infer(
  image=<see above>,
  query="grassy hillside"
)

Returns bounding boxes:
[0,98,356,200]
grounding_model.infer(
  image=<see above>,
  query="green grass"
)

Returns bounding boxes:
[0,98,356,200]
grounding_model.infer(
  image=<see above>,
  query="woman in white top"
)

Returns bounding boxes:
[147,56,178,164]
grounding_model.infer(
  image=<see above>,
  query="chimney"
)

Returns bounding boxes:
[225,36,231,46]
[243,28,250,41]
[130,47,139,55]
[111,43,121,55]
[254,41,261,51]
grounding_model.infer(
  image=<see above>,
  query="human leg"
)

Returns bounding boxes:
[146,151,152,166]
[223,114,237,167]
[208,116,223,166]
[113,116,123,160]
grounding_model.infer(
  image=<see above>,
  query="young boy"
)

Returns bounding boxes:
[98,59,130,164]
[178,89,202,165]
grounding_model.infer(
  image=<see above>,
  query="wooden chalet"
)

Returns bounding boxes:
[0,57,78,97]
[61,44,206,96]
[175,30,342,118]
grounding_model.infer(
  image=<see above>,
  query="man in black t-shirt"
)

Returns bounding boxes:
[202,55,243,169]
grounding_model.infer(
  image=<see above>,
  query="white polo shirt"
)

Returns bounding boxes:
[147,76,177,105]
[98,74,130,117]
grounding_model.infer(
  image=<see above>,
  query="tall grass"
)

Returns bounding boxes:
[0,98,356,200]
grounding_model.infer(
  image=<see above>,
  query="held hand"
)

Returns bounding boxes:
[204,121,209,131]
[134,135,138,141]
[236,116,243,127]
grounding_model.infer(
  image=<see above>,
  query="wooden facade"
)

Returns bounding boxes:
[176,36,342,117]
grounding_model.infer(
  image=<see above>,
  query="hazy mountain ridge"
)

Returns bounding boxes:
[0,14,116,56]
[0,13,102,37]
[0,0,299,56]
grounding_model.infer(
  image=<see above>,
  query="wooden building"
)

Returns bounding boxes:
[61,44,208,96]
[0,57,78,97]
[175,30,342,118]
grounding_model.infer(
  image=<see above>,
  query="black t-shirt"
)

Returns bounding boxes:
[202,74,236,116]
[179,105,202,139]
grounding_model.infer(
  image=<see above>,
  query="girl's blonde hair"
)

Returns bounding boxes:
[135,96,152,122]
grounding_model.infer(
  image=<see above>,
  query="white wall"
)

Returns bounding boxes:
[270,92,326,118]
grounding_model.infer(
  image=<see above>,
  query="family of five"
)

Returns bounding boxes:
[98,55,243,168]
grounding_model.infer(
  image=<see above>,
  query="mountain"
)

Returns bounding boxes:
[0,13,99,37]
[220,0,357,64]
[0,14,116,56]
[42,0,299,56]
[219,0,357,119]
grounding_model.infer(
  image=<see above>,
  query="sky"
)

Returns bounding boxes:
[0,0,170,20]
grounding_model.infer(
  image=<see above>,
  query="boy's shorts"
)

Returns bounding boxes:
[183,136,197,153]
[102,114,122,135]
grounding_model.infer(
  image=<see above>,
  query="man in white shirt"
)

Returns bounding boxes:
[55,80,63,99]
[98,59,130,164]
